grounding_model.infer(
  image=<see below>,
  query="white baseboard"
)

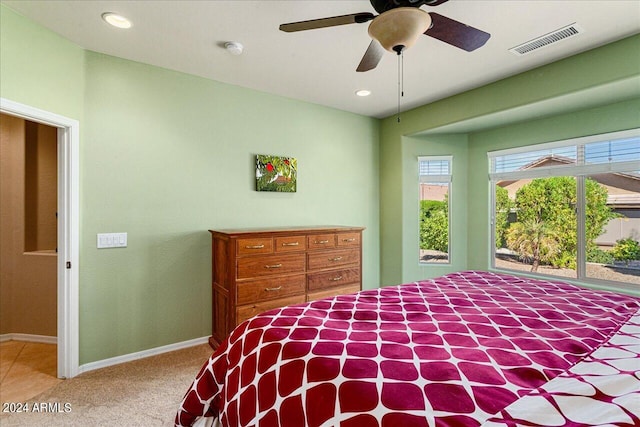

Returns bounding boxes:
[0,333,58,344]
[78,336,211,375]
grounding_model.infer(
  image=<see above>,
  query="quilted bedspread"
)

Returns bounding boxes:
[175,271,640,427]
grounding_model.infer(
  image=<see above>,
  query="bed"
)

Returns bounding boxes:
[175,270,640,426]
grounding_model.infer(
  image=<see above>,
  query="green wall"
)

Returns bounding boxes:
[379,33,640,286]
[0,5,84,120]
[1,5,380,364]
[80,53,380,363]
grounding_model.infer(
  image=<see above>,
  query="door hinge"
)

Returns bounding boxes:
[66,261,71,269]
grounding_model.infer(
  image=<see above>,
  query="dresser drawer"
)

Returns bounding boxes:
[236,295,306,325]
[237,253,305,279]
[307,248,360,271]
[307,234,336,250]
[237,274,306,305]
[307,267,360,291]
[275,235,306,253]
[337,232,361,247]
[237,238,273,256]
[307,283,361,302]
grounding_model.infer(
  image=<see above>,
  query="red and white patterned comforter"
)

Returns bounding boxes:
[175,271,640,427]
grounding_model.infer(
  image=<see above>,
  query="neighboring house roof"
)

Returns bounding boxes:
[497,155,640,208]
[607,194,640,209]
[523,154,575,169]
[496,154,575,188]
[419,184,449,202]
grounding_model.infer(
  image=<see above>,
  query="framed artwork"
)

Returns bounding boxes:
[256,154,297,192]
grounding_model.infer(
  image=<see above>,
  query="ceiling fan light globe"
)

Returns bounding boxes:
[368,8,431,52]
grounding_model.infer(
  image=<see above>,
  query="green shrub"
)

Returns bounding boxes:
[552,251,576,270]
[420,199,448,252]
[507,177,615,272]
[586,247,614,264]
[495,185,512,249]
[611,238,640,264]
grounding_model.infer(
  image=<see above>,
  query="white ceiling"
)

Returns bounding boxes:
[3,0,640,118]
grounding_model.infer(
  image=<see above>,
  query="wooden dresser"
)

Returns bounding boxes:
[208,226,364,348]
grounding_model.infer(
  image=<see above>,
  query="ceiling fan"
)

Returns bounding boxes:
[279,0,491,72]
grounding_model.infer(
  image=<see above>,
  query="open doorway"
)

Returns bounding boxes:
[0,98,79,380]
[0,114,60,399]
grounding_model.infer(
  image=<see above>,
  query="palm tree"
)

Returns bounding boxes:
[506,218,560,272]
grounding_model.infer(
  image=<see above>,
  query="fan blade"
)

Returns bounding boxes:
[425,12,490,52]
[357,40,385,72]
[280,12,375,32]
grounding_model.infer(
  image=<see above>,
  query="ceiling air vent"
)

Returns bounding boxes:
[509,24,584,56]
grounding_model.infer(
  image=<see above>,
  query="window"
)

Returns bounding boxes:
[489,129,640,289]
[419,156,452,264]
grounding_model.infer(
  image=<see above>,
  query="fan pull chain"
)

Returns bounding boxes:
[397,48,404,123]
[402,49,404,98]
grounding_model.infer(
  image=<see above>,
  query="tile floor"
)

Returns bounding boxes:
[0,341,61,403]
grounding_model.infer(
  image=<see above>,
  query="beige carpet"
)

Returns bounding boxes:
[0,344,213,426]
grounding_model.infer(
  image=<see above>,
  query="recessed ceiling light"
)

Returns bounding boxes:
[356,90,371,97]
[102,12,132,29]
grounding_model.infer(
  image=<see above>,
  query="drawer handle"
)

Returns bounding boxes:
[314,240,330,244]
[329,256,343,262]
[342,238,356,242]
[330,276,343,282]
[282,242,299,246]
[264,263,282,269]
[245,244,265,249]
[265,286,283,291]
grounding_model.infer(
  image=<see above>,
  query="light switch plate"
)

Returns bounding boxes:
[97,232,127,248]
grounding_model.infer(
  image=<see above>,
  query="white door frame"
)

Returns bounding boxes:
[1,98,79,378]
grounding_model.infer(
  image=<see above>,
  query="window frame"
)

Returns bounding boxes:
[418,155,453,265]
[488,128,640,292]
